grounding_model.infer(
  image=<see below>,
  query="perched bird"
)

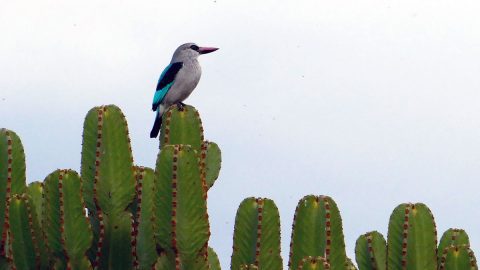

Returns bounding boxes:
[150,42,218,138]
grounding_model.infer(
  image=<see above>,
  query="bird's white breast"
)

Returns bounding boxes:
[163,60,202,106]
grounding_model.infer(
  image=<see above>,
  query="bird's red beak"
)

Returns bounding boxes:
[198,47,219,54]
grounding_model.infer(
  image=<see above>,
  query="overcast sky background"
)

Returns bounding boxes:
[1,0,479,268]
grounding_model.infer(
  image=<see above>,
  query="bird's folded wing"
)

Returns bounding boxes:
[152,62,183,111]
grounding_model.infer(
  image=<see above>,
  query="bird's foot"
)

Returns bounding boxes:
[176,102,185,111]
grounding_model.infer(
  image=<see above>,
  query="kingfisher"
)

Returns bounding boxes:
[150,43,218,138]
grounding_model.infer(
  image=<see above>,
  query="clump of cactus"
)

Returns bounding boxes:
[0,105,477,270]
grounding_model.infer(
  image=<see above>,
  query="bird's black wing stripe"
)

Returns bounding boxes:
[156,62,183,91]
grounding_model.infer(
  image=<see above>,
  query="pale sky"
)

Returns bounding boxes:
[1,0,479,268]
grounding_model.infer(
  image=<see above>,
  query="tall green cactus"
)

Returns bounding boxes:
[43,169,93,269]
[133,166,157,270]
[154,144,210,269]
[231,197,283,270]
[8,193,47,269]
[387,203,437,270]
[355,231,386,270]
[288,195,347,270]
[80,105,136,269]
[0,129,27,262]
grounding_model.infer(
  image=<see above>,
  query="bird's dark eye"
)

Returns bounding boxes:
[190,45,199,51]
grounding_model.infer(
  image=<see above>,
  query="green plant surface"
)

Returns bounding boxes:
[438,228,470,266]
[240,264,259,270]
[153,251,176,270]
[26,182,43,225]
[96,211,134,270]
[355,231,386,270]
[154,145,209,269]
[208,247,221,270]
[201,141,221,189]
[8,194,44,270]
[160,105,204,150]
[231,197,283,270]
[0,129,27,254]
[297,256,330,270]
[345,258,357,270]
[438,245,477,270]
[43,170,63,259]
[80,105,135,216]
[288,195,347,270]
[44,169,92,269]
[387,203,437,270]
[133,166,157,270]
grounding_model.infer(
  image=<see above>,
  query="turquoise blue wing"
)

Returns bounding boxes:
[152,62,183,111]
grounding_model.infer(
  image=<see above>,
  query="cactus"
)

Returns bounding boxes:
[297,256,330,270]
[438,228,470,265]
[240,265,259,270]
[133,166,157,269]
[80,105,136,269]
[387,203,437,270]
[43,169,93,269]
[438,245,478,270]
[231,197,283,270]
[345,258,357,270]
[355,231,386,270]
[288,195,347,270]
[160,105,222,190]
[8,193,48,269]
[0,129,27,262]
[154,144,210,269]
[4,104,480,270]
[208,247,221,270]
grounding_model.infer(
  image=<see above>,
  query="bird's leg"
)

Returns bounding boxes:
[176,102,185,111]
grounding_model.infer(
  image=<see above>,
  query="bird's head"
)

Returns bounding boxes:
[172,42,218,61]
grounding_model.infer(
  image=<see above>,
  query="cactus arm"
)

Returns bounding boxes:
[153,146,175,250]
[257,199,283,269]
[159,105,204,150]
[26,182,43,225]
[355,231,386,270]
[208,247,221,270]
[288,195,326,270]
[154,145,209,269]
[345,258,357,270]
[43,170,63,259]
[8,194,41,270]
[60,170,93,270]
[133,167,157,270]
[231,198,263,269]
[240,265,259,270]
[96,211,133,270]
[201,141,221,189]
[324,196,347,270]
[93,105,135,215]
[289,195,347,270]
[175,145,209,268]
[438,228,470,266]
[387,203,437,270]
[153,251,176,270]
[0,129,27,254]
[297,256,330,270]
[231,197,282,270]
[438,245,477,270]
